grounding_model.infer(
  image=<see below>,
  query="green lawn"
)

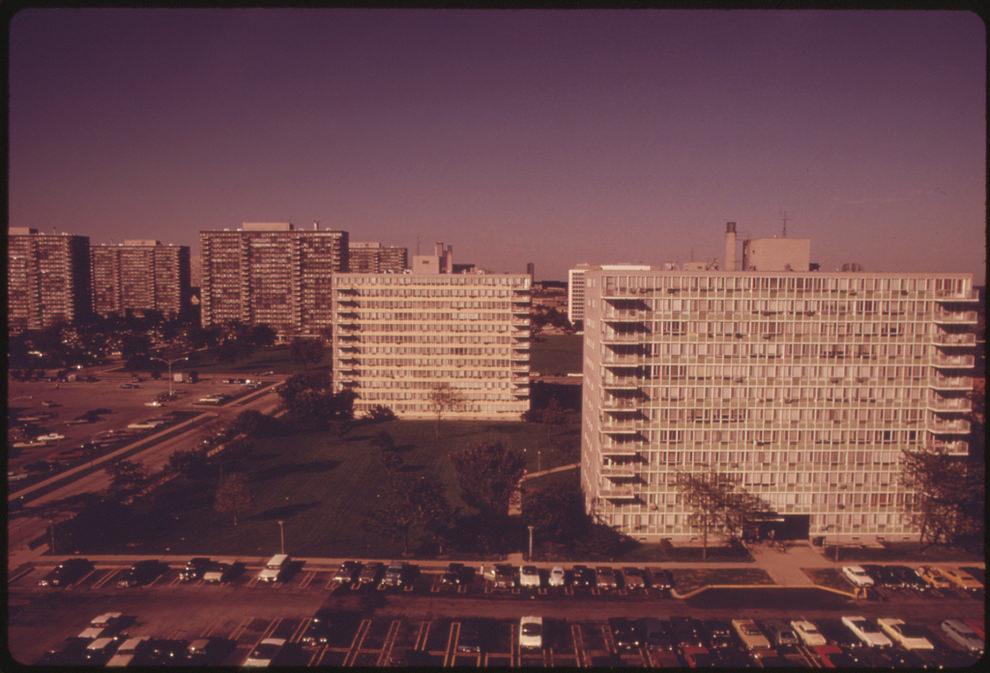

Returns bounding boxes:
[78,418,579,558]
[529,334,583,376]
[174,345,332,376]
[670,568,774,593]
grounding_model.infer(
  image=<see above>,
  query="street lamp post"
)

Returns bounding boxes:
[278,520,285,555]
[150,355,189,398]
[527,525,535,561]
[537,449,542,473]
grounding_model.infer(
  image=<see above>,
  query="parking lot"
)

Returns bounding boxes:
[10,557,985,667]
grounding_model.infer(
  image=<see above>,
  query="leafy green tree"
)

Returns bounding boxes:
[428,383,464,440]
[230,409,284,438]
[900,446,984,551]
[214,473,253,527]
[167,447,212,479]
[365,405,397,422]
[290,337,326,368]
[450,442,526,520]
[105,460,150,502]
[366,473,451,554]
[522,482,586,543]
[674,470,769,560]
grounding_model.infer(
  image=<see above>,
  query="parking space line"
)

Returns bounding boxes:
[443,621,461,667]
[260,617,282,641]
[324,578,338,590]
[298,571,316,590]
[146,573,164,588]
[571,624,588,668]
[414,621,430,651]
[601,624,617,654]
[308,644,326,667]
[376,619,402,667]
[229,616,253,642]
[343,618,372,667]
[544,646,553,667]
[510,623,519,667]
[91,568,119,590]
[168,574,183,586]
[289,618,311,643]
[72,568,98,588]
[203,617,225,638]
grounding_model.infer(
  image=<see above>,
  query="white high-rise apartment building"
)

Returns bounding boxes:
[569,263,650,327]
[581,267,977,545]
[331,272,532,420]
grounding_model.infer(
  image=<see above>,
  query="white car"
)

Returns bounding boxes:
[841,616,892,647]
[519,616,543,649]
[841,565,875,588]
[940,619,984,654]
[243,637,286,667]
[790,619,827,647]
[257,554,289,583]
[36,433,66,442]
[877,618,934,650]
[144,400,163,407]
[107,637,150,667]
[519,565,540,588]
[548,566,566,587]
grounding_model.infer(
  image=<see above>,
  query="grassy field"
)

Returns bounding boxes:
[174,345,332,376]
[670,568,774,593]
[76,418,579,558]
[530,334,582,376]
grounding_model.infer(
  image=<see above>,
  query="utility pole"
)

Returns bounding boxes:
[278,520,285,555]
[527,525,535,561]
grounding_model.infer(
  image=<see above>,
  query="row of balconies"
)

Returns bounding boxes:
[927,395,971,413]
[930,375,973,390]
[928,440,970,455]
[934,310,978,324]
[927,418,971,434]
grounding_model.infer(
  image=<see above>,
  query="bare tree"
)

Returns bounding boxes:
[214,473,253,527]
[428,383,464,440]
[900,446,983,551]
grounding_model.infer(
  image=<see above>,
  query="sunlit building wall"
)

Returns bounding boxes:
[581,268,977,545]
[8,228,91,334]
[90,240,190,318]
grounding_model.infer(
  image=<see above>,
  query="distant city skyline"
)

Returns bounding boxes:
[9,9,986,283]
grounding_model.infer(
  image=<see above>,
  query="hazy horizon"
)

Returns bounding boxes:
[9,9,986,283]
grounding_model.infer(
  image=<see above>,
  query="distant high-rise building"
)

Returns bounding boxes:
[527,262,535,283]
[348,242,408,273]
[581,264,978,546]
[90,240,190,318]
[332,272,531,419]
[199,222,348,337]
[8,228,91,334]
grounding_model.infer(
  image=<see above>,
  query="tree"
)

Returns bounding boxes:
[105,460,150,502]
[290,337,325,368]
[167,447,212,479]
[522,481,586,544]
[372,431,404,474]
[214,473,253,527]
[673,471,769,560]
[539,396,567,444]
[428,383,465,440]
[365,405,397,423]
[900,446,984,551]
[366,473,451,554]
[450,442,527,520]
[230,409,284,438]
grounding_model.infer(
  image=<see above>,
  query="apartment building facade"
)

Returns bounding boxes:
[581,268,977,545]
[90,240,191,318]
[348,241,409,273]
[8,228,91,334]
[199,223,348,337]
[331,272,532,420]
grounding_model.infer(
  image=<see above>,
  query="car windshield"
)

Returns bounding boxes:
[522,624,541,636]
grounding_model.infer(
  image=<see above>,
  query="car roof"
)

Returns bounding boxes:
[267,553,289,564]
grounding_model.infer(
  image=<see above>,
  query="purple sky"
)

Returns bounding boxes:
[9,9,986,283]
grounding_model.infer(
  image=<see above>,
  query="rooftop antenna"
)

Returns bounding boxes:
[780,209,789,238]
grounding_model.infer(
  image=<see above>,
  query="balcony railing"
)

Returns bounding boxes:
[927,418,971,434]
[933,310,978,324]
[600,463,639,478]
[928,440,969,456]
[928,396,971,412]
[929,375,973,390]
[602,397,640,410]
[934,290,979,302]
[601,445,641,456]
[602,379,640,390]
[603,310,649,322]
[598,485,638,499]
[603,332,649,342]
[932,332,977,347]
[932,354,975,369]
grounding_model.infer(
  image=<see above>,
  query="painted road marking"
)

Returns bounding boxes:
[414,621,430,651]
[376,619,402,667]
[443,621,460,667]
[342,618,371,667]
[571,624,588,668]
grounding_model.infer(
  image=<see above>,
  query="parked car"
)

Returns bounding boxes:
[457,618,483,654]
[84,637,122,665]
[179,557,213,582]
[519,565,541,588]
[441,562,465,587]
[763,619,799,647]
[841,565,875,588]
[649,568,674,590]
[78,612,126,640]
[243,637,285,667]
[106,637,150,667]
[886,564,927,590]
[916,565,953,589]
[37,433,66,441]
[609,617,644,650]
[938,566,984,591]
[300,608,334,646]
[703,619,735,649]
[861,564,896,587]
[595,566,618,590]
[494,564,516,589]
[681,644,713,668]
[358,561,383,586]
[334,561,360,584]
[519,616,543,650]
[257,554,290,583]
[548,566,566,587]
[38,558,93,587]
[572,565,595,589]
[671,616,706,648]
[877,618,934,650]
[184,637,231,665]
[383,562,405,587]
[940,619,984,654]
[117,560,163,587]
[731,619,771,651]
[37,638,91,666]
[203,562,243,583]
[841,616,892,648]
[622,567,647,590]
[640,618,675,651]
[790,619,827,647]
